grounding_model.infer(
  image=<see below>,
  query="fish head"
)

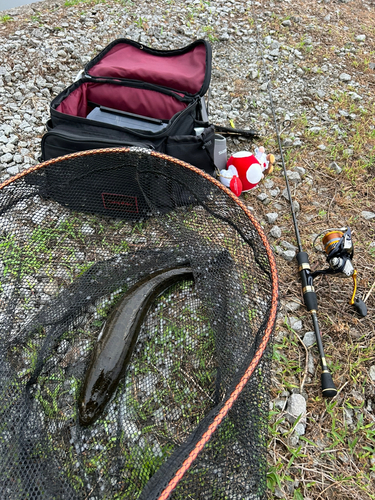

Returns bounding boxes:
[79,371,114,426]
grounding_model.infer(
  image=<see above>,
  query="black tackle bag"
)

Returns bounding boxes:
[40,38,216,175]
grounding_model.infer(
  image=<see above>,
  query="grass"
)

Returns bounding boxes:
[0,15,13,23]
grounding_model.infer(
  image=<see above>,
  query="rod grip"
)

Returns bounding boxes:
[296,252,317,311]
[321,372,338,398]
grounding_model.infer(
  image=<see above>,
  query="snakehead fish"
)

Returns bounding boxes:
[79,266,193,426]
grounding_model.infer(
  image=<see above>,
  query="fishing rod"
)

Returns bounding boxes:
[250,6,367,398]
[271,108,338,397]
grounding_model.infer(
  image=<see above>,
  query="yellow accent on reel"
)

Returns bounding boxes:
[349,270,358,306]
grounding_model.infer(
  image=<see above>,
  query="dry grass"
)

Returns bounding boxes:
[236,1,375,499]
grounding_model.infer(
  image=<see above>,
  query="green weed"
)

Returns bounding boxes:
[0,15,13,22]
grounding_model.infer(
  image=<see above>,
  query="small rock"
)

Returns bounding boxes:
[292,200,300,214]
[13,153,23,164]
[257,192,268,203]
[248,69,258,80]
[282,249,296,262]
[355,35,366,42]
[44,282,59,296]
[81,224,95,235]
[286,171,301,183]
[282,20,292,27]
[286,394,307,423]
[303,331,316,347]
[273,486,285,499]
[57,340,70,355]
[264,36,272,45]
[362,211,375,220]
[339,73,351,82]
[343,149,353,156]
[281,240,297,251]
[264,179,274,189]
[282,188,290,200]
[1,152,13,164]
[317,144,326,150]
[31,207,49,224]
[369,366,375,382]
[270,225,282,238]
[122,420,140,443]
[348,91,362,101]
[7,165,19,175]
[285,301,301,312]
[260,82,268,91]
[266,212,279,224]
[153,408,164,423]
[294,422,306,436]
[166,407,182,421]
[288,316,302,331]
[273,398,287,410]
[307,352,315,375]
[293,166,306,177]
[283,138,293,147]
[344,407,354,426]
[329,161,342,174]
[288,434,300,447]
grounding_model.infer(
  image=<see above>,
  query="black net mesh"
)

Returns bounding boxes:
[0,148,278,500]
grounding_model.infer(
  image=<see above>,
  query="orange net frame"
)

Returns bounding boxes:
[0,148,278,500]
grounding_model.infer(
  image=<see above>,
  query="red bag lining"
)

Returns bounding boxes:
[88,44,207,95]
[56,82,187,120]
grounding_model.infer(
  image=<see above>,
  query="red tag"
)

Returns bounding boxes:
[102,193,138,213]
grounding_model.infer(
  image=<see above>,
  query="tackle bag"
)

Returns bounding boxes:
[41,38,216,175]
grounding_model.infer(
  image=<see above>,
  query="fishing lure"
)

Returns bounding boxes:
[79,266,194,426]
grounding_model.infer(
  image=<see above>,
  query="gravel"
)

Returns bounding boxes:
[1,0,374,497]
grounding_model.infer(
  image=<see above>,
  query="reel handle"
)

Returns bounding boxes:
[353,298,367,317]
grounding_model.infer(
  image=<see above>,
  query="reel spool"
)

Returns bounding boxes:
[312,227,367,317]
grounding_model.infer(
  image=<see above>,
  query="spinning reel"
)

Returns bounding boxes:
[312,227,367,317]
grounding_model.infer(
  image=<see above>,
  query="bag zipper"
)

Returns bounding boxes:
[41,129,155,160]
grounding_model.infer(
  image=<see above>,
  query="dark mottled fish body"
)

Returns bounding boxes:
[79,266,193,426]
